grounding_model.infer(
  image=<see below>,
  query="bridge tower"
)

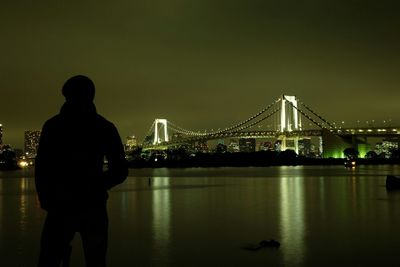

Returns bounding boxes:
[279,95,302,153]
[280,95,301,132]
[153,119,169,145]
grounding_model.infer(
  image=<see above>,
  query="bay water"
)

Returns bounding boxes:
[1,165,400,266]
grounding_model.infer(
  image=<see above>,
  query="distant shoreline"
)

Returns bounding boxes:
[1,156,398,171]
[127,155,400,169]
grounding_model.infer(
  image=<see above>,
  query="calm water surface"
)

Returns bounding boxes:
[1,165,400,266]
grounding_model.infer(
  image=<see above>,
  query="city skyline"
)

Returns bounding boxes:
[1,1,400,148]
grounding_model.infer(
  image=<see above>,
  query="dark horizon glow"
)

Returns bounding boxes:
[1,1,400,148]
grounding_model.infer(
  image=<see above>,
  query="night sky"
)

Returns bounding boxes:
[1,0,399,148]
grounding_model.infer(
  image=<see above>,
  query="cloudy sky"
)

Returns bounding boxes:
[1,0,399,147]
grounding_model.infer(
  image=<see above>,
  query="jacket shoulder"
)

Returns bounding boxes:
[95,114,116,129]
[42,114,62,129]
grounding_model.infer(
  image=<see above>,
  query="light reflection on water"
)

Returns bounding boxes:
[1,165,400,266]
[280,176,305,266]
[151,175,171,264]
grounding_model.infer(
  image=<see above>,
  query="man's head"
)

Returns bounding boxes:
[62,75,95,103]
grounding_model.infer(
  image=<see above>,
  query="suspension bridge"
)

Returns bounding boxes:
[141,95,400,158]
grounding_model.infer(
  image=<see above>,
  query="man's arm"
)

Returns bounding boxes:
[35,122,53,210]
[103,124,128,189]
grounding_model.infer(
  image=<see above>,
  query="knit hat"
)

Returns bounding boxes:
[62,75,95,102]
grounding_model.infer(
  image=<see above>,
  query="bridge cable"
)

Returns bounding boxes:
[296,100,335,129]
[160,108,281,146]
[167,121,208,136]
[211,98,280,134]
[141,121,155,144]
[167,98,280,136]
[228,108,280,133]
[285,100,329,130]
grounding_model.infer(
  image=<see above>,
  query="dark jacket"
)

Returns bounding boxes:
[35,102,128,211]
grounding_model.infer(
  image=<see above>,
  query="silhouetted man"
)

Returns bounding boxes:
[35,75,128,267]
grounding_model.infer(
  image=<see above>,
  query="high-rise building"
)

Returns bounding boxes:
[228,139,240,152]
[24,130,41,158]
[375,141,398,158]
[239,138,256,152]
[195,141,208,153]
[125,135,137,152]
[298,138,312,157]
[259,141,273,151]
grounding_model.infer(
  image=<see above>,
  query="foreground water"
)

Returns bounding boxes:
[1,165,400,266]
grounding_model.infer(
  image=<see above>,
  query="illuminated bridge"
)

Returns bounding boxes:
[142,95,400,158]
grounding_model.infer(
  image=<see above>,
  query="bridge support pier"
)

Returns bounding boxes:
[279,135,299,154]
